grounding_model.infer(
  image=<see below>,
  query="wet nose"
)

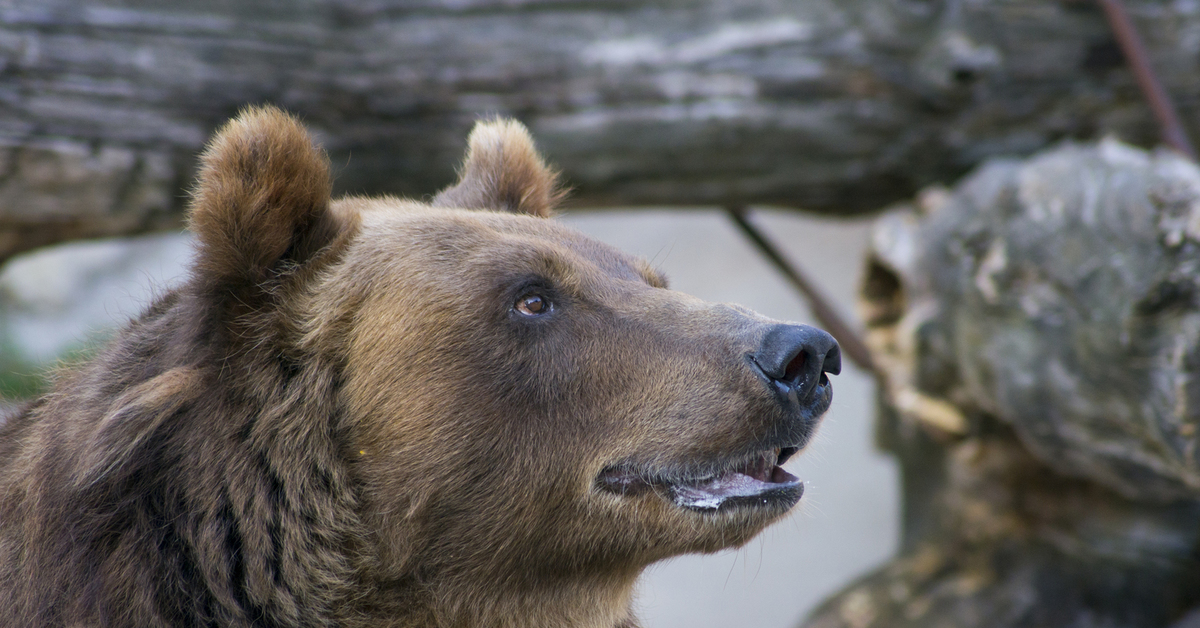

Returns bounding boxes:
[750,324,841,401]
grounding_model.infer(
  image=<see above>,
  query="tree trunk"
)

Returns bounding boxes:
[803,139,1200,628]
[3,0,1200,261]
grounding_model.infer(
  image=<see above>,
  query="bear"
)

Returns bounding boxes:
[0,106,840,628]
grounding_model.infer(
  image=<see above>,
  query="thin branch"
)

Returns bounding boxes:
[725,207,876,375]
[1097,0,1197,159]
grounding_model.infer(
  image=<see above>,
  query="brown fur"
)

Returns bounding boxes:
[0,106,833,628]
[431,118,566,217]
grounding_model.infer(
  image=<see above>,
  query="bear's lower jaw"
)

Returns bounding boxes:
[667,466,803,512]
[596,446,804,513]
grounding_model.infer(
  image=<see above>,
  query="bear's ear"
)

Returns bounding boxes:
[432,118,565,217]
[188,105,348,293]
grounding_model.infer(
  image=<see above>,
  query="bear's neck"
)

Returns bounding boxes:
[367,568,642,628]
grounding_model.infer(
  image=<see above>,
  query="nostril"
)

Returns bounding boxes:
[783,351,807,385]
[752,323,840,400]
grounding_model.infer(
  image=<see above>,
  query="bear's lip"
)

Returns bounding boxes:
[596,446,803,512]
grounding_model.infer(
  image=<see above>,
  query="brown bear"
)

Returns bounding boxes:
[0,106,840,628]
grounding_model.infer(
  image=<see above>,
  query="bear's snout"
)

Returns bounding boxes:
[749,323,841,407]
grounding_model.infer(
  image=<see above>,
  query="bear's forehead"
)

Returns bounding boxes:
[345,201,666,288]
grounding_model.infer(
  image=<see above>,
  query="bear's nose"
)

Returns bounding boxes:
[750,324,841,402]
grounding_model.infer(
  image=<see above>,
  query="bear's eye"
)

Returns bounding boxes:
[515,294,551,317]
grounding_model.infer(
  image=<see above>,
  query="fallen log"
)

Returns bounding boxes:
[804,139,1200,627]
[3,0,1200,261]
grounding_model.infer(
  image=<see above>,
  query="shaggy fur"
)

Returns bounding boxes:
[0,106,835,628]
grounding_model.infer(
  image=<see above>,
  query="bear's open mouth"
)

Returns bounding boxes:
[597,446,803,512]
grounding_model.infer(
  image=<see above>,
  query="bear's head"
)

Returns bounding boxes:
[139,106,842,627]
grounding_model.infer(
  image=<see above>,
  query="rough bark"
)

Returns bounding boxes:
[4,0,1200,261]
[803,140,1200,628]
